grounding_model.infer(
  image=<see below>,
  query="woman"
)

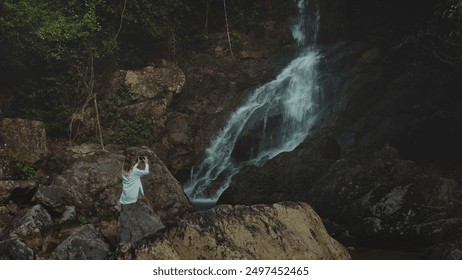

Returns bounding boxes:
[119,154,149,205]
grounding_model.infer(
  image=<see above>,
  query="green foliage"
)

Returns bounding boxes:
[0,0,295,138]
[116,83,134,101]
[0,0,114,64]
[13,70,83,136]
[106,117,151,146]
[101,83,133,124]
[0,0,117,136]
[101,83,154,146]
[227,0,295,32]
[79,216,90,225]
[13,160,36,182]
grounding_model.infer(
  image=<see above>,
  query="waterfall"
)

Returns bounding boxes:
[184,0,321,204]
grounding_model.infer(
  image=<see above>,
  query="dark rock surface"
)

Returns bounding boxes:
[117,201,164,250]
[0,237,35,260]
[218,37,462,252]
[49,224,113,260]
[421,238,462,260]
[0,204,52,240]
[32,184,67,209]
[0,204,52,259]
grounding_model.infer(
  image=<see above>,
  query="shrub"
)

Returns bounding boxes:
[13,160,36,182]
[106,117,151,146]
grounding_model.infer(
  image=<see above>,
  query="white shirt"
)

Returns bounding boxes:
[119,163,149,205]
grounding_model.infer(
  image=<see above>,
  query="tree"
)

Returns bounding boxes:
[0,0,189,136]
[0,0,294,137]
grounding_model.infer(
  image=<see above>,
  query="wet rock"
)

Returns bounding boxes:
[121,202,350,260]
[218,37,462,253]
[49,224,113,260]
[310,146,462,249]
[117,201,164,251]
[222,143,462,250]
[219,134,339,205]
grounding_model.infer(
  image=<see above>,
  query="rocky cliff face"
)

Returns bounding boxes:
[93,19,294,183]
[218,7,462,255]
[1,137,348,260]
[120,202,350,260]
[0,141,194,259]
[1,0,459,260]
[0,9,349,260]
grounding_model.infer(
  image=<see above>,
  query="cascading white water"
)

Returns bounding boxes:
[185,0,321,203]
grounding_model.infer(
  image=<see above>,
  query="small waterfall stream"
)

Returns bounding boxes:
[185,0,322,204]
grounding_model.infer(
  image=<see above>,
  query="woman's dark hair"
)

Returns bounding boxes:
[122,154,137,175]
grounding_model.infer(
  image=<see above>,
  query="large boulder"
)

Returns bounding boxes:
[0,204,52,240]
[120,202,350,260]
[32,184,68,209]
[125,61,186,101]
[49,224,113,260]
[123,147,194,224]
[0,118,48,180]
[0,204,53,259]
[309,145,462,249]
[117,201,164,251]
[70,61,186,143]
[49,144,124,220]
[40,144,193,225]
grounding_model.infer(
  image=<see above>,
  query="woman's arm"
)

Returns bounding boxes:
[133,161,149,177]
